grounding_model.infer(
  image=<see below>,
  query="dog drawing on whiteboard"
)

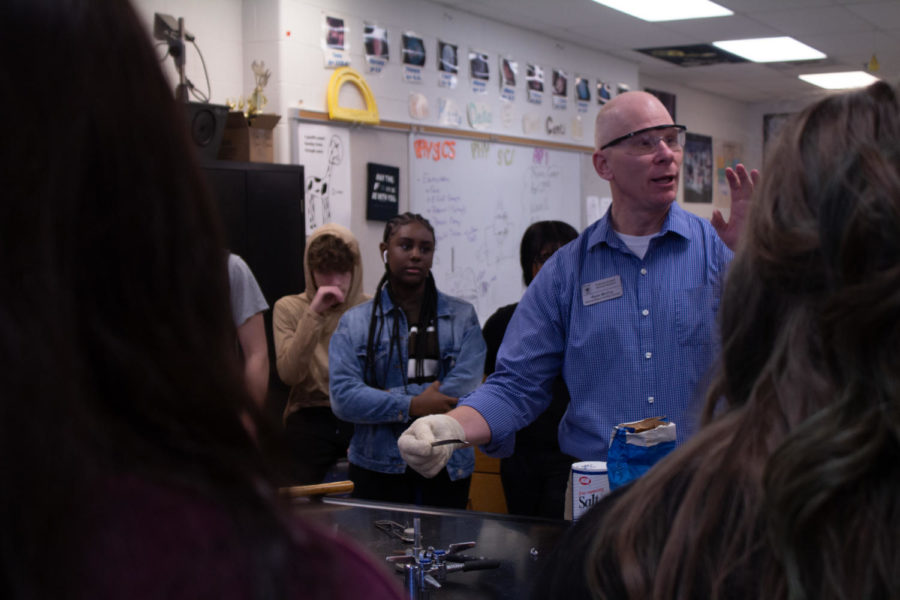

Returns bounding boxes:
[306,135,343,232]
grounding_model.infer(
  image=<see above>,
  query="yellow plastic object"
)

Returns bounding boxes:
[327,67,379,124]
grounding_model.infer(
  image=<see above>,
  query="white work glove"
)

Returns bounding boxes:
[398,414,466,478]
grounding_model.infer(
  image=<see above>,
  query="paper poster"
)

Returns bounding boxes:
[597,81,612,105]
[500,56,517,102]
[575,75,590,113]
[469,49,489,94]
[409,93,429,120]
[438,97,463,127]
[552,68,567,110]
[438,40,458,88]
[546,115,566,137]
[526,63,544,104]
[297,123,351,234]
[366,163,400,222]
[467,101,492,130]
[714,139,744,209]
[571,114,584,140]
[522,112,541,135]
[684,133,713,204]
[322,15,349,68]
[363,23,389,73]
[402,31,425,83]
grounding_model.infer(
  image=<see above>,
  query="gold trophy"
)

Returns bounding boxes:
[225,61,271,117]
[248,61,270,116]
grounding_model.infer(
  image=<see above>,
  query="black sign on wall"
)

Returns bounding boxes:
[366,163,399,221]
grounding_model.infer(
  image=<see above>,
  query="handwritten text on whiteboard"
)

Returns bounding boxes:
[413,139,456,161]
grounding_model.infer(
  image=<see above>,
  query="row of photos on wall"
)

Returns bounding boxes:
[321,14,735,205]
[321,14,635,138]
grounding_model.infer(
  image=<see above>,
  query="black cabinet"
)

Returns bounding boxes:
[201,160,305,420]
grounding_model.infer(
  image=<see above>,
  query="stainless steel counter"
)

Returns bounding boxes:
[295,497,570,599]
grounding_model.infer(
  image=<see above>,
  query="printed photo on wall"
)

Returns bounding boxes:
[438,40,458,88]
[325,16,345,50]
[575,76,591,101]
[684,133,713,204]
[574,75,590,114]
[500,56,517,101]
[526,63,544,104]
[552,68,567,110]
[364,23,388,73]
[438,41,458,73]
[552,69,567,96]
[597,80,612,105]
[501,57,517,87]
[402,32,426,66]
[322,15,350,67]
[469,50,489,94]
[645,88,676,121]
[402,32,426,83]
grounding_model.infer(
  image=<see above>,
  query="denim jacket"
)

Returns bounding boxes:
[329,286,486,480]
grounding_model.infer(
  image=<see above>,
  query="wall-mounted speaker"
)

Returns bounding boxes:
[185,102,228,161]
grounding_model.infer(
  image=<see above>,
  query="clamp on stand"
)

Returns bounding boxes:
[377,517,500,599]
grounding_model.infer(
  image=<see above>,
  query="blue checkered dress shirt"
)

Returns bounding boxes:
[461,202,732,460]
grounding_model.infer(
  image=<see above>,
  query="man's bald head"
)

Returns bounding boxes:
[594,91,674,151]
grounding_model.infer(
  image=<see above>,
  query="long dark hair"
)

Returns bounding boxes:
[364,212,439,388]
[0,1,304,598]
[586,82,900,599]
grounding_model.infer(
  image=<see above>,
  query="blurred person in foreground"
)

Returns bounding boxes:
[532,81,900,599]
[0,1,403,598]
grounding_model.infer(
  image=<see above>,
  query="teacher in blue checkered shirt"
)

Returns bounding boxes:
[399,91,758,477]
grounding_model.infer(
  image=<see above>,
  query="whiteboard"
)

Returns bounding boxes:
[409,133,582,325]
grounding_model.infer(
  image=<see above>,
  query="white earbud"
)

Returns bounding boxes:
[383,250,389,264]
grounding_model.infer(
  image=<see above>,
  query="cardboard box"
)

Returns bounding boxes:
[218,112,280,162]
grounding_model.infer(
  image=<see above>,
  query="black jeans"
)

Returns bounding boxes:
[501,447,575,519]
[284,406,353,485]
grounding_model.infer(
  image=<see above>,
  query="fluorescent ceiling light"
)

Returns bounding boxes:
[591,0,732,22]
[713,37,825,62]
[799,71,880,90]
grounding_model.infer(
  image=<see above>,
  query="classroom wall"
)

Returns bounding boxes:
[133,0,775,294]
[132,0,247,107]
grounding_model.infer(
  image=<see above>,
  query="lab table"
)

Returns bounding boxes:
[295,497,571,599]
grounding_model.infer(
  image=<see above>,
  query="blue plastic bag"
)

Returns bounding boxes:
[607,417,676,490]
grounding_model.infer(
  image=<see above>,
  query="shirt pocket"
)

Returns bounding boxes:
[440,345,460,373]
[675,285,718,346]
[354,341,394,386]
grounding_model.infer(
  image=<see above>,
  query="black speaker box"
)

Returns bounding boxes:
[185,102,228,161]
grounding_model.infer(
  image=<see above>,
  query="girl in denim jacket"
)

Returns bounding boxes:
[329,213,486,508]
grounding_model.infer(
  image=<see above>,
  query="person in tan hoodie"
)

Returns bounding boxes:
[273,224,369,484]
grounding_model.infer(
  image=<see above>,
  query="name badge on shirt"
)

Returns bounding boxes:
[582,275,623,306]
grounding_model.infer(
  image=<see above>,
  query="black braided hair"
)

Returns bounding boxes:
[363,213,439,389]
